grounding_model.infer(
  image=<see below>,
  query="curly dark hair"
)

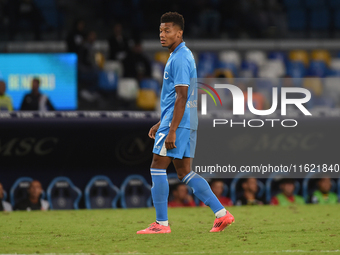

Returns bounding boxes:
[160,12,184,31]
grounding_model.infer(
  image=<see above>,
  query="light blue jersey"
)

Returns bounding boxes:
[159,42,198,130]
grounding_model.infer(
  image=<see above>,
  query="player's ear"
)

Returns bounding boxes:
[177,30,183,38]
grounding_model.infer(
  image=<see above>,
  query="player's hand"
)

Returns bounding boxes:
[148,123,160,139]
[165,130,176,150]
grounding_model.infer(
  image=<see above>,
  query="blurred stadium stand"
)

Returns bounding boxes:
[1,0,340,210]
[47,177,82,210]
[84,175,120,209]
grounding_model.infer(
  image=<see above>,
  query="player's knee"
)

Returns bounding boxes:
[151,155,166,169]
[176,169,191,181]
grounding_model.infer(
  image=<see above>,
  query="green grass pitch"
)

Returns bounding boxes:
[1,205,339,254]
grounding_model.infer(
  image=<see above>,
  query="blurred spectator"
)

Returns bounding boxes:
[14,180,49,211]
[0,80,13,111]
[0,182,12,212]
[8,0,44,40]
[271,179,305,206]
[20,77,54,111]
[168,183,196,207]
[236,178,264,205]
[122,39,151,81]
[78,30,97,68]
[311,178,338,204]
[108,23,131,61]
[66,19,86,55]
[200,180,233,207]
[78,30,101,96]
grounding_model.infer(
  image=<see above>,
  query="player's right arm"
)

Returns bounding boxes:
[148,120,161,139]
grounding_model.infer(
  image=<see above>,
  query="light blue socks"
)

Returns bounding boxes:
[182,171,226,216]
[150,168,169,225]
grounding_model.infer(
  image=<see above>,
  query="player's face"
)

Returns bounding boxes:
[281,183,294,196]
[318,178,331,193]
[247,178,258,194]
[29,181,42,199]
[159,23,182,49]
[211,182,224,197]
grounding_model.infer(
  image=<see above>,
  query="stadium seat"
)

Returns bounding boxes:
[302,172,337,202]
[120,175,152,208]
[265,173,300,204]
[289,50,309,66]
[241,61,259,78]
[287,61,306,78]
[117,78,139,100]
[304,0,326,8]
[104,60,123,77]
[154,51,170,65]
[311,50,331,66]
[47,177,82,210]
[259,60,286,78]
[268,51,287,63]
[308,61,329,77]
[219,51,241,67]
[95,52,105,69]
[245,51,267,67]
[98,71,118,91]
[216,61,238,76]
[287,9,307,31]
[136,89,158,110]
[328,69,340,77]
[84,175,120,209]
[197,52,218,78]
[309,8,331,31]
[10,177,33,206]
[140,79,160,94]
[230,173,265,204]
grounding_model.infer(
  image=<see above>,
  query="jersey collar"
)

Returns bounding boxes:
[170,41,185,55]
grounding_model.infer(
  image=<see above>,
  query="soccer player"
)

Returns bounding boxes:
[311,177,338,204]
[235,178,264,206]
[271,179,305,206]
[137,12,234,234]
[14,180,49,211]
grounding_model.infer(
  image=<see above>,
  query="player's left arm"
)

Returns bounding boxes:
[165,85,188,150]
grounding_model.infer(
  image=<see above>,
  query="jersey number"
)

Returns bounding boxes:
[156,133,166,146]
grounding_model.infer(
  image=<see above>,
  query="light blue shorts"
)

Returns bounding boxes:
[152,126,197,159]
